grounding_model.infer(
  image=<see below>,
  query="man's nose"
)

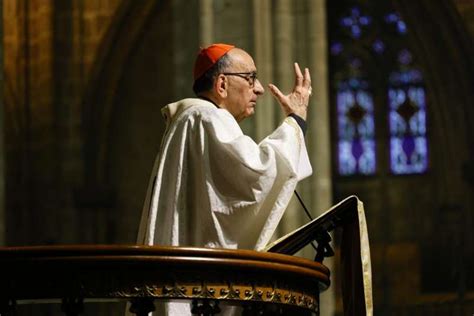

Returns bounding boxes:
[254,79,265,95]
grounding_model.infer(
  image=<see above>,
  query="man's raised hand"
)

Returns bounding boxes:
[268,62,312,121]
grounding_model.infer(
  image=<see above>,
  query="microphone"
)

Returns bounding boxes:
[294,190,318,252]
[294,190,335,262]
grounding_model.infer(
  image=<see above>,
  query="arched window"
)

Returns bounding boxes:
[388,50,428,174]
[336,78,376,175]
[329,2,429,176]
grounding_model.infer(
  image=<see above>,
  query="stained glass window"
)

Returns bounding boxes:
[329,3,429,176]
[337,80,376,175]
[388,51,428,174]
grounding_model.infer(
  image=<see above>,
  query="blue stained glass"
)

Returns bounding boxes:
[337,86,376,175]
[331,2,429,177]
[342,17,353,27]
[372,39,385,54]
[398,49,412,65]
[397,21,407,34]
[338,141,357,175]
[331,42,344,55]
[339,140,376,175]
[359,140,376,174]
[384,12,407,34]
[340,6,372,39]
[338,78,369,90]
[390,137,428,174]
[385,13,398,23]
[389,110,406,135]
[352,25,362,38]
[389,69,423,85]
[408,88,427,134]
[359,16,370,26]
[388,83,428,174]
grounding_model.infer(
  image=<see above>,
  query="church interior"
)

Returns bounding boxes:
[1,0,473,315]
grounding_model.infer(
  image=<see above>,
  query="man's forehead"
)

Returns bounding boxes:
[227,48,257,71]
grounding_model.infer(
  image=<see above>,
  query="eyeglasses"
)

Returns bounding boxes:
[222,72,258,87]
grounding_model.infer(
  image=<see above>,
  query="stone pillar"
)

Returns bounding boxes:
[308,0,331,214]
[273,0,294,102]
[0,0,4,246]
[252,0,274,141]
[307,0,334,315]
[272,0,302,239]
[173,0,199,98]
[199,0,214,46]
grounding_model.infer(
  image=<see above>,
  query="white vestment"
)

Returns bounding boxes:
[136,98,312,315]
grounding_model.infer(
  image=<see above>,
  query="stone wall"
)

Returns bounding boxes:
[454,0,474,36]
[3,0,122,244]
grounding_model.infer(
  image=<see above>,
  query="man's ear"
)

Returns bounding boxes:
[215,74,228,98]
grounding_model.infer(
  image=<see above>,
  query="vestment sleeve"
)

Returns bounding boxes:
[197,109,312,249]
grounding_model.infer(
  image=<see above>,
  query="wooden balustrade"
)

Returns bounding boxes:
[0,245,330,315]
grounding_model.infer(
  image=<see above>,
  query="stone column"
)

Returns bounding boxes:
[172,0,200,98]
[199,0,214,46]
[0,0,4,246]
[272,0,302,240]
[307,0,334,315]
[252,0,274,141]
[273,0,294,103]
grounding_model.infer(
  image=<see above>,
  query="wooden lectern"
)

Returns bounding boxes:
[0,245,329,315]
[0,196,371,315]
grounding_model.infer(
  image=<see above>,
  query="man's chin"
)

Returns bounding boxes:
[245,111,255,120]
[237,108,256,122]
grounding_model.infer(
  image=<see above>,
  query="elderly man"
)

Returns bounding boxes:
[135,43,312,314]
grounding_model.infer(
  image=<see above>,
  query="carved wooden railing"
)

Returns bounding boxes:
[0,245,330,315]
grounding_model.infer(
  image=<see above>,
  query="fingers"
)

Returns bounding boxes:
[303,67,311,89]
[268,84,285,103]
[270,64,312,107]
[294,63,303,88]
[294,63,311,90]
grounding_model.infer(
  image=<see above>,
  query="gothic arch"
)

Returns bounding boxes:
[393,0,474,202]
[79,0,185,241]
[81,0,165,186]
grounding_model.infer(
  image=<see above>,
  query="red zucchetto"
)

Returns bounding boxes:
[193,43,235,81]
